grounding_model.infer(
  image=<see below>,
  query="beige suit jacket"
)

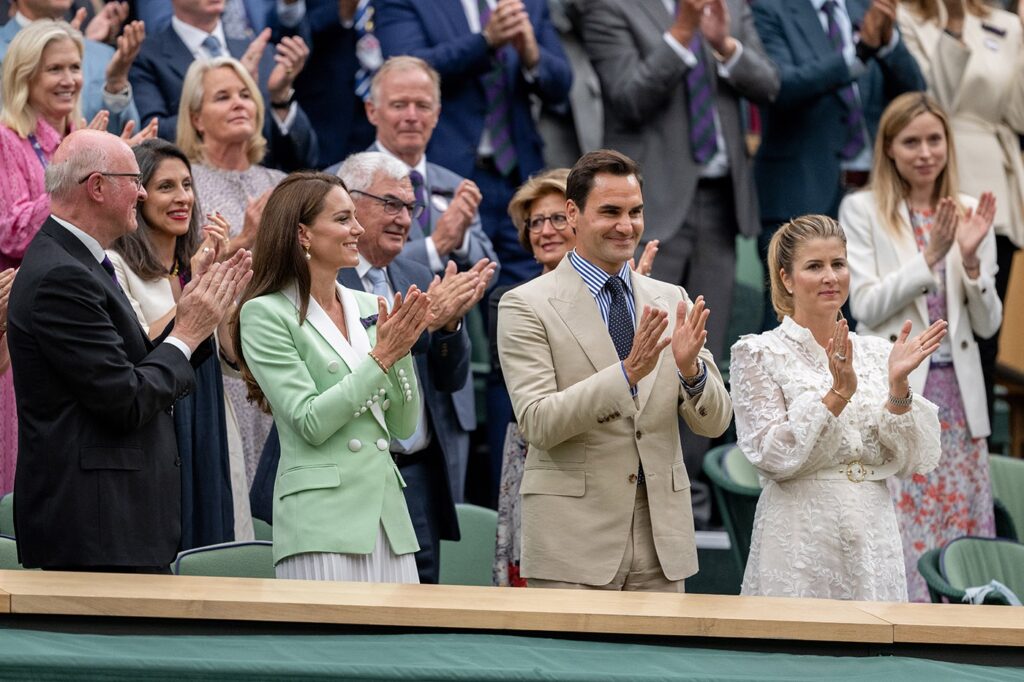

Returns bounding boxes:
[497,257,732,585]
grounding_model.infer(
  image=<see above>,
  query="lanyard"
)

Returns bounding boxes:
[27,134,48,169]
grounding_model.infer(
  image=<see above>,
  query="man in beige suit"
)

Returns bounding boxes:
[497,150,732,592]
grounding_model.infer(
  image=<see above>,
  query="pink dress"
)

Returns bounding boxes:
[0,119,62,493]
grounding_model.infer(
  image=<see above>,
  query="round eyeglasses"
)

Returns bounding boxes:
[526,213,568,232]
[350,189,425,220]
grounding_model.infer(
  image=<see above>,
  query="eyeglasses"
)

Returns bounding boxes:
[526,213,568,232]
[77,172,144,189]
[350,189,425,220]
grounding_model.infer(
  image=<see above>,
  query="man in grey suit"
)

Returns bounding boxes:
[582,0,778,525]
[338,152,495,583]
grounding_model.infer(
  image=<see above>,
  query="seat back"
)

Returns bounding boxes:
[0,494,13,536]
[251,518,273,542]
[940,537,1024,604]
[703,444,761,578]
[172,541,276,578]
[440,503,498,586]
[990,455,1024,541]
[0,534,25,570]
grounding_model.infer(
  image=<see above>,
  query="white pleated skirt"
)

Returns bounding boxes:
[274,523,419,584]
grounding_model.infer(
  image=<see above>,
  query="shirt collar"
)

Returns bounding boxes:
[374,140,428,178]
[809,0,841,13]
[14,12,32,27]
[567,249,633,299]
[50,215,106,263]
[171,16,227,58]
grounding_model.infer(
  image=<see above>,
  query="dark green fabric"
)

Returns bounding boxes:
[940,537,1024,599]
[172,541,276,578]
[0,629,1017,681]
[991,456,1024,543]
[440,504,498,587]
[703,444,761,576]
[0,494,13,536]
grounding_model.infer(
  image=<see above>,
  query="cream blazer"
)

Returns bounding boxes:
[497,256,732,585]
[898,3,1024,246]
[839,191,1002,437]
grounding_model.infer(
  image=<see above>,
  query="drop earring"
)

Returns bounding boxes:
[304,245,311,261]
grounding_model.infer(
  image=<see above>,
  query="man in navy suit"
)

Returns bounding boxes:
[129,0,318,171]
[338,152,494,583]
[751,0,924,328]
[375,0,571,287]
[134,0,306,41]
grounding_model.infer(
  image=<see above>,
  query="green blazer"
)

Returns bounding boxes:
[239,282,421,564]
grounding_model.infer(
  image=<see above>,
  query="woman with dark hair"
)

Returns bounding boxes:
[235,172,432,582]
[731,214,945,601]
[108,138,253,547]
[839,92,1002,600]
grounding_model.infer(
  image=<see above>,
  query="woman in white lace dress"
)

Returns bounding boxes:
[730,215,945,601]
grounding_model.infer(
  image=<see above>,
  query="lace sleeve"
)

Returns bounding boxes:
[730,338,844,481]
[877,395,941,477]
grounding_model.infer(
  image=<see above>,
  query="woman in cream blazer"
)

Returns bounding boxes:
[235,172,432,583]
[839,93,1002,601]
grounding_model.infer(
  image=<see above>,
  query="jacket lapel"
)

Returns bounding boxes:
[893,203,932,327]
[631,271,668,413]
[790,0,833,57]
[637,0,672,30]
[162,28,200,81]
[547,258,620,374]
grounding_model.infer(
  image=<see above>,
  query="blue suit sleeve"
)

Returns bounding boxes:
[375,0,493,79]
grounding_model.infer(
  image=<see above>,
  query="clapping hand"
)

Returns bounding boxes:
[958,192,996,275]
[623,306,670,386]
[0,268,17,334]
[924,197,958,268]
[860,0,896,48]
[628,240,659,277]
[190,212,232,279]
[672,295,709,378]
[105,20,145,94]
[826,317,857,401]
[120,117,159,147]
[888,319,947,388]
[174,249,254,350]
[432,180,483,255]
[373,286,434,369]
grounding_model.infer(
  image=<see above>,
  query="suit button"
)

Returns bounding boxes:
[378,389,386,396]
[961,340,968,350]
[376,438,389,451]
[398,368,406,378]
[382,399,391,410]
[920,286,928,294]
[635,430,642,440]
[348,439,363,452]
[174,457,181,467]
[889,334,897,342]
[365,400,373,407]
[628,473,637,484]
[698,407,708,417]
[327,360,339,373]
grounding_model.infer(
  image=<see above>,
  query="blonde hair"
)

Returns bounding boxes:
[176,57,267,166]
[0,21,84,137]
[868,91,962,237]
[507,168,570,254]
[902,0,988,21]
[767,215,847,321]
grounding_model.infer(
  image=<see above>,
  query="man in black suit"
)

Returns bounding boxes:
[8,130,252,572]
[338,151,495,583]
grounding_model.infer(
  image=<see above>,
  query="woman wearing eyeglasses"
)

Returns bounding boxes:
[176,57,285,485]
[489,169,658,586]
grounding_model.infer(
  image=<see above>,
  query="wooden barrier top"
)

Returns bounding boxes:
[0,571,1019,647]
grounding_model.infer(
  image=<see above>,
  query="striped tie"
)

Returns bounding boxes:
[822,0,867,160]
[685,35,719,166]
[478,0,518,177]
[353,0,378,102]
[409,169,431,234]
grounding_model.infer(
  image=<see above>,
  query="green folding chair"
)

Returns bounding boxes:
[0,493,14,537]
[172,541,276,578]
[251,518,273,542]
[703,444,761,576]
[990,454,1024,541]
[440,503,498,586]
[919,536,1024,605]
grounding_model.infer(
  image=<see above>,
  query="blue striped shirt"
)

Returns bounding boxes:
[567,250,706,397]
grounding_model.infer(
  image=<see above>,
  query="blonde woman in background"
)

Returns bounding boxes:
[839,92,1002,601]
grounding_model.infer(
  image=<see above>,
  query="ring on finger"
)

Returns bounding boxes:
[833,352,847,362]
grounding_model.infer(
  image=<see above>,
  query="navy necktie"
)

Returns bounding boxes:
[100,255,119,285]
[604,275,644,484]
[201,35,223,57]
[685,35,719,165]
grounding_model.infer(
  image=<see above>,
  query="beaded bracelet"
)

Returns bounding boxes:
[367,350,390,374]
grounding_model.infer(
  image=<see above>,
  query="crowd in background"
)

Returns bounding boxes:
[0,0,1021,601]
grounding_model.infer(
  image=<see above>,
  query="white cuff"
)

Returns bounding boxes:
[276,0,306,27]
[164,335,193,361]
[271,102,298,134]
[425,235,444,273]
[663,31,698,67]
[102,82,133,113]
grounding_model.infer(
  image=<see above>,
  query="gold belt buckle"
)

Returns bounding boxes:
[845,461,869,483]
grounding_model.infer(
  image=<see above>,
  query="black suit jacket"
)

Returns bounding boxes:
[8,219,198,568]
[130,25,319,172]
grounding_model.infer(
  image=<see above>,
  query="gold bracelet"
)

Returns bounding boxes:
[830,387,851,404]
[367,350,389,374]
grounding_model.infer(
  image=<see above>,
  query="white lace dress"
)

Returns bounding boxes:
[730,317,941,601]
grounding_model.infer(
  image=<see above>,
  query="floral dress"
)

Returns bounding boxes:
[731,317,941,601]
[888,209,995,602]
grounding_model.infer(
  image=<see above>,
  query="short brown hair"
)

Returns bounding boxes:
[767,215,847,321]
[508,168,570,254]
[566,149,643,211]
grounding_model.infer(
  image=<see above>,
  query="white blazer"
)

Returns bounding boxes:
[839,190,1002,438]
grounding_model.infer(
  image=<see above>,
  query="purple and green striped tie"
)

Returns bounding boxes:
[409,169,431,234]
[686,35,719,166]
[478,0,518,177]
[822,0,868,160]
[353,0,375,102]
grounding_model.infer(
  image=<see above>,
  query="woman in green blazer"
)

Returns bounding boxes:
[234,172,433,582]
